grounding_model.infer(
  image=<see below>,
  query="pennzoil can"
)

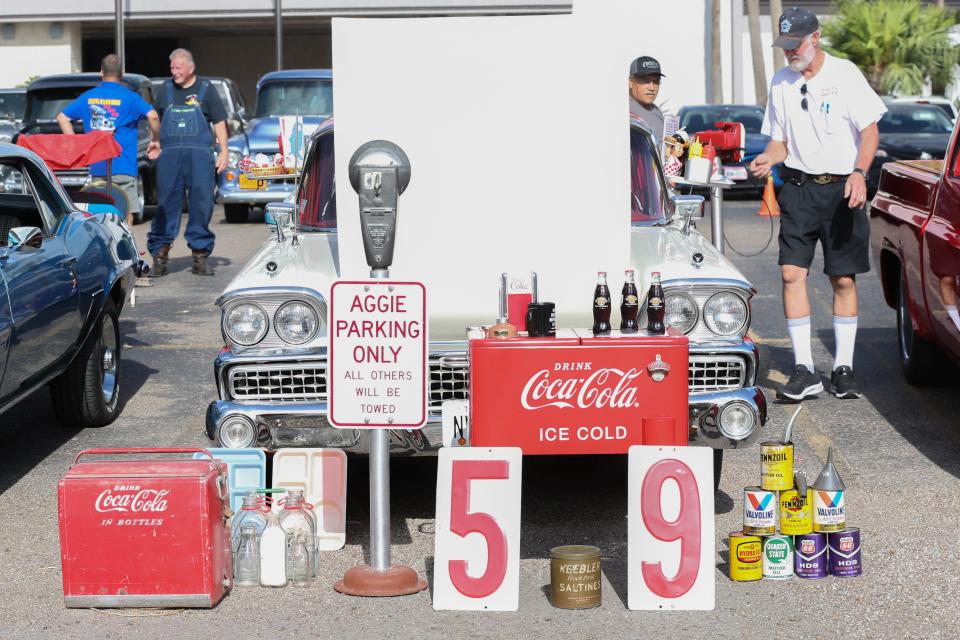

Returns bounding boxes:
[760,441,793,491]
[729,532,762,582]
[779,488,813,535]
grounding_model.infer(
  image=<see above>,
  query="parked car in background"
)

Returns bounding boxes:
[218,69,333,223]
[0,88,26,144]
[868,103,953,194]
[677,104,783,194]
[17,73,158,219]
[869,113,960,384]
[0,143,144,427]
[884,96,957,123]
[150,75,249,138]
[206,117,767,491]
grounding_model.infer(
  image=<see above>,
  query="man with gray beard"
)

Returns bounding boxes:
[749,7,885,402]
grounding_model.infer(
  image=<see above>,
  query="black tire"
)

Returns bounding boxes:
[897,269,941,385]
[713,449,723,495]
[224,203,249,223]
[51,299,122,427]
[132,173,146,225]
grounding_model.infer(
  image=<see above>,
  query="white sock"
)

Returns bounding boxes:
[787,316,814,372]
[947,305,960,331]
[833,315,858,370]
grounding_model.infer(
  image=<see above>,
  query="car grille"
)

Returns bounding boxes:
[688,355,746,393]
[226,353,743,403]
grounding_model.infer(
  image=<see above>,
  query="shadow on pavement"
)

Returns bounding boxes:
[0,391,80,496]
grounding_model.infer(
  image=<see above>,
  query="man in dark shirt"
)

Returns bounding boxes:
[147,48,228,277]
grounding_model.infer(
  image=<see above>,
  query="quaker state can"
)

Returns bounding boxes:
[779,488,813,535]
[760,441,793,491]
[795,533,828,579]
[813,489,846,533]
[762,535,794,579]
[743,487,777,535]
[550,545,602,609]
[828,528,863,577]
[729,532,762,582]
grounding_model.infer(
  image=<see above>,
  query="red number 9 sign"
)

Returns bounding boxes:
[628,446,715,610]
[433,447,522,611]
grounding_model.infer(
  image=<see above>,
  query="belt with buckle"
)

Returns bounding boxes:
[781,167,848,185]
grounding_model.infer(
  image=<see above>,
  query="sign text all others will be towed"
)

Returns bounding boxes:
[328,281,427,429]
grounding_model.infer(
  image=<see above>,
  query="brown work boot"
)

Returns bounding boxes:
[191,250,215,276]
[150,244,170,277]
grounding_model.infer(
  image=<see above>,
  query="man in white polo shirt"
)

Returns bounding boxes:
[750,7,886,402]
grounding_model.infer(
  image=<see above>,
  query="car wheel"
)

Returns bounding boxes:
[224,204,249,223]
[51,299,122,428]
[713,449,723,494]
[897,269,941,385]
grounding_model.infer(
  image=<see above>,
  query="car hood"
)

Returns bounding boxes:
[237,116,330,155]
[879,133,950,159]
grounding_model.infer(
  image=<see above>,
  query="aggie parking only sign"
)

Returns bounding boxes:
[328,281,427,428]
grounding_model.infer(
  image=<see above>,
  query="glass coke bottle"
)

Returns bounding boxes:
[592,271,611,335]
[620,268,639,333]
[647,271,665,335]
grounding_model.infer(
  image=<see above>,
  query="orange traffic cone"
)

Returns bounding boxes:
[757,175,780,217]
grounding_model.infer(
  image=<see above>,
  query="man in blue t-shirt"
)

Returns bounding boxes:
[57,54,160,226]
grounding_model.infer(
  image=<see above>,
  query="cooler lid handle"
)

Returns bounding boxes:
[74,447,217,464]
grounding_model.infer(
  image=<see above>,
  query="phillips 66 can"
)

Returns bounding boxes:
[779,488,813,535]
[813,489,846,533]
[760,441,793,491]
[762,534,794,580]
[828,528,863,577]
[729,532,762,582]
[743,487,777,535]
[794,533,828,579]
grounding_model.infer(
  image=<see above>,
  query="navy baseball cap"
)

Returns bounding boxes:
[773,7,819,49]
[630,56,665,78]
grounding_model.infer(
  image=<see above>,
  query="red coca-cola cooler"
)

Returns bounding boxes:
[57,448,233,608]
[470,330,689,454]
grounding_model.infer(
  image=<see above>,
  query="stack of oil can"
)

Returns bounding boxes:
[730,407,862,582]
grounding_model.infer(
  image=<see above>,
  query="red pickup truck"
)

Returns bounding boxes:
[870,119,960,383]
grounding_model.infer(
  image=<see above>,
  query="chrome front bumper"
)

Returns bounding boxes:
[217,185,293,205]
[207,340,767,453]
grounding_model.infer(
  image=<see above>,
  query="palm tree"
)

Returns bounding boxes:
[747,0,768,104]
[769,0,785,71]
[712,0,723,103]
[821,0,958,96]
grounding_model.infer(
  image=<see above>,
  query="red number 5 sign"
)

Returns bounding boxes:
[433,447,522,611]
[628,446,715,610]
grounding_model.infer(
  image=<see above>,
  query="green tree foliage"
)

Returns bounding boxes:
[822,0,958,95]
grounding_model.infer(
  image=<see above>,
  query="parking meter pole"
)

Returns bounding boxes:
[710,185,725,254]
[369,267,391,572]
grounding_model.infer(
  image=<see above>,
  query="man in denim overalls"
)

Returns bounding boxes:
[147,48,228,276]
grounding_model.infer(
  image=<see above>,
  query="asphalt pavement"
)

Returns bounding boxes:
[2,201,959,639]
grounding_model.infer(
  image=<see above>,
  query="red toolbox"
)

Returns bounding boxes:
[57,448,233,608]
[470,330,689,454]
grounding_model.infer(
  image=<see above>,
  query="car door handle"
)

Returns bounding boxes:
[57,257,79,268]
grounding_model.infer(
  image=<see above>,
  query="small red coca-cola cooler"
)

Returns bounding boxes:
[58,448,233,608]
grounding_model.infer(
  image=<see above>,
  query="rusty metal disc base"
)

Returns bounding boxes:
[334,564,427,597]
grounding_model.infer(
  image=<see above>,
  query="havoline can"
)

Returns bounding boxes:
[729,532,762,582]
[828,528,863,577]
[779,488,813,535]
[762,535,794,579]
[795,533,828,579]
[813,489,846,532]
[760,441,793,491]
[743,487,777,535]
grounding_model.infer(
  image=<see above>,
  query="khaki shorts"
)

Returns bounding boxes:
[89,174,141,214]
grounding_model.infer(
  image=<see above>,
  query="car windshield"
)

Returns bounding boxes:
[296,129,336,230]
[878,106,954,134]
[25,87,88,120]
[680,106,765,134]
[0,92,25,120]
[630,125,666,224]
[255,80,333,118]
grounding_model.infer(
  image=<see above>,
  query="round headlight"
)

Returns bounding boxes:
[226,149,243,169]
[704,292,747,336]
[218,415,256,448]
[664,292,698,334]
[224,303,269,346]
[719,401,757,440]
[274,301,319,344]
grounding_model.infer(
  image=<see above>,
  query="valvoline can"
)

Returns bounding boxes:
[794,533,828,579]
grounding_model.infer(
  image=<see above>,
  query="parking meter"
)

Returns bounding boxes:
[348,141,411,273]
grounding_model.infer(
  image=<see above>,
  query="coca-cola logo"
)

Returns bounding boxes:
[95,488,170,513]
[521,367,642,410]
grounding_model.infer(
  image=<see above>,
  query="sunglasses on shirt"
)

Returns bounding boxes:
[801,83,808,111]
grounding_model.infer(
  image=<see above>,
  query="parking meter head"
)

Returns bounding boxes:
[347,140,411,195]
[348,140,411,271]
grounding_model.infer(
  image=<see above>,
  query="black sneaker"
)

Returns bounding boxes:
[776,364,823,402]
[830,366,862,399]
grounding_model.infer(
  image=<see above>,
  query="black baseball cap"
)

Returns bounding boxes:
[630,56,665,78]
[773,7,819,49]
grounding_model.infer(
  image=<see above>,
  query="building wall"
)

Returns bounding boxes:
[0,21,81,87]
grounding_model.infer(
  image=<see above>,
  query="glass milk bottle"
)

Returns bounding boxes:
[231,491,267,552]
[259,512,287,588]
[288,532,312,587]
[234,524,260,587]
[279,489,317,579]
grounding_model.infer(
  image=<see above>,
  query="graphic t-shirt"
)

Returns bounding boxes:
[62,81,153,177]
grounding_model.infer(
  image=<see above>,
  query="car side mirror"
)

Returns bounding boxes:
[670,194,704,236]
[237,107,247,121]
[265,202,297,242]
[7,226,42,250]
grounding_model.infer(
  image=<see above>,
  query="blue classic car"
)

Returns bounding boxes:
[0,143,144,427]
[218,70,333,223]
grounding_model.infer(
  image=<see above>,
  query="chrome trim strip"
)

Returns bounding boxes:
[216,286,328,308]
[65,594,217,608]
[664,277,756,296]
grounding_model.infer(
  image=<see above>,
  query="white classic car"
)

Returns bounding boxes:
[206,117,767,481]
